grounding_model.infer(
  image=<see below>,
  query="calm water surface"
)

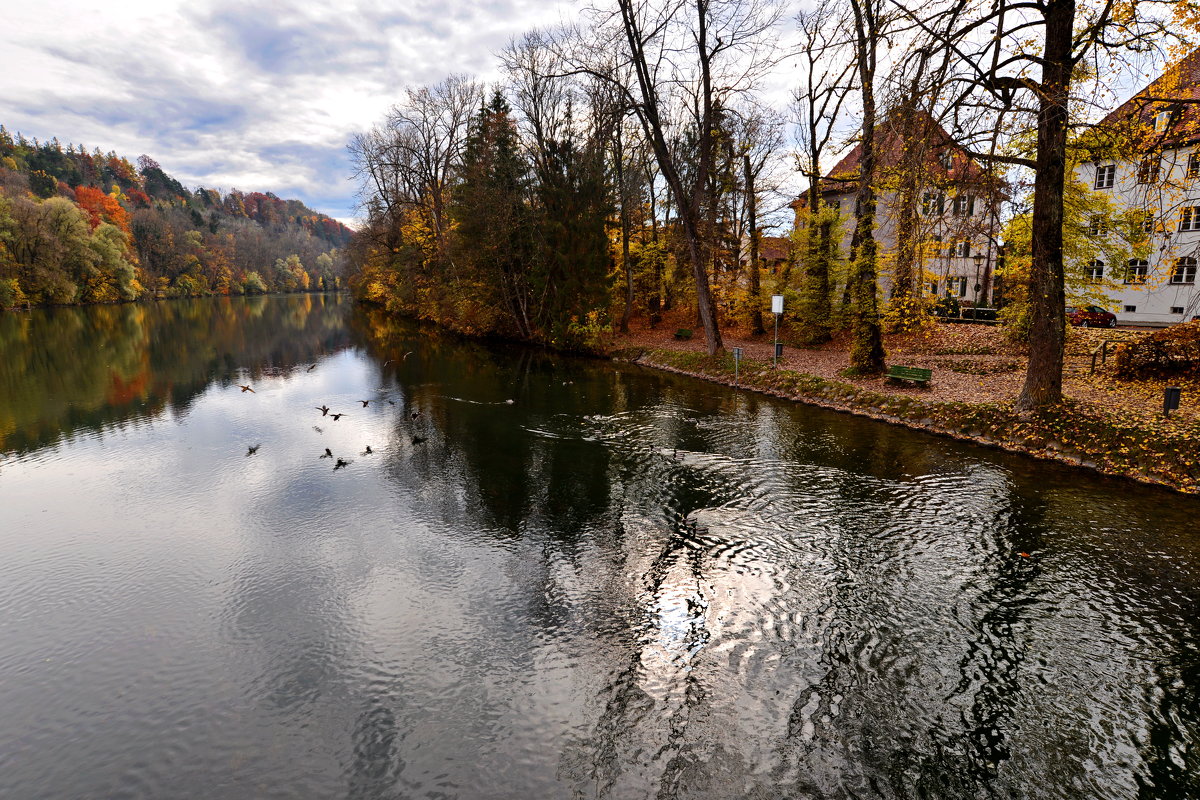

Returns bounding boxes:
[1,295,1198,799]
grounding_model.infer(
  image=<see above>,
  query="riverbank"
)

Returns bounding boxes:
[610,321,1200,494]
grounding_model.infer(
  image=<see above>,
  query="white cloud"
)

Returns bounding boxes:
[0,0,580,220]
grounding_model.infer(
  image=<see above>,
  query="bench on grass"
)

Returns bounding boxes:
[885,365,932,386]
[674,328,693,340]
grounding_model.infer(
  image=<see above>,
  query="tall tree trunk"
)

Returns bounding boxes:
[744,153,765,335]
[616,129,633,333]
[1016,0,1073,410]
[847,0,886,374]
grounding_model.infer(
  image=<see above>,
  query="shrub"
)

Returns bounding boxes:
[1113,320,1200,378]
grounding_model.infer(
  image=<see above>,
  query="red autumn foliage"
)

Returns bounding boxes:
[1113,320,1200,378]
[74,185,132,234]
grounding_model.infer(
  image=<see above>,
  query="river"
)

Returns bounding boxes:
[0,294,1197,799]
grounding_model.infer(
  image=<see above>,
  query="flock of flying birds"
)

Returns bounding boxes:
[239,351,421,470]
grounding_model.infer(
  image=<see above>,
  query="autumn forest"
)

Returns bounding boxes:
[0,127,352,308]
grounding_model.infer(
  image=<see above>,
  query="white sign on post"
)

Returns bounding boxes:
[771,295,784,315]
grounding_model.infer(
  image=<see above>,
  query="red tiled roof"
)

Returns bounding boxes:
[818,110,992,193]
[1096,47,1200,151]
[758,236,791,262]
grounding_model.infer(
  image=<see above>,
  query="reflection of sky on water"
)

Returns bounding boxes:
[2,301,1200,798]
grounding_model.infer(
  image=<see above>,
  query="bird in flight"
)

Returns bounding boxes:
[331,413,347,421]
[246,444,260,456]
[312,426,323,434]
[239,384,255,393]
[362,445,374,455]
[359,400,370,407]
[321,448,333,459]
[307,363,317,372]
[334,458,350,470]
[316,405,330,416]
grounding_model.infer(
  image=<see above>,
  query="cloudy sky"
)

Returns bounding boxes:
[0,0,584,224]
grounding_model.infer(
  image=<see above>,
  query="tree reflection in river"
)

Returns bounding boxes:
[1,300,1198,799]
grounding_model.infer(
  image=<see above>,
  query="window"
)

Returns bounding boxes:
[1087,216,1108,236]
[938,151,954,169]
[1136,158,1160,184]
[1086,260,1104,283]
[922,192,945,216]
[1172,306,1186,314]
[946,276,968,297]
[1154,109,1174,133]
[1188,153,1200,181]
[951,194,975,216]
[1094,164,1116,189]
[928,280,939,295]
[1125,259,1149,284]
[1181,207,1200,232]
[1171,257,1198,284]
[1124,305,1137,313]
[1137,211,1155,234]
[956,240,971,258]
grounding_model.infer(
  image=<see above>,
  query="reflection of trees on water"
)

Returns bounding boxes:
[0,294,351,454]
[353,309,1200,798]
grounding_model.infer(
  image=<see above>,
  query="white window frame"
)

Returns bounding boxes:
[1181,207,1200,232]
[1188,153,1200,181]
[1125,260,1149,284]
[1086,260,1104,283]
[1136,158,1160,184]
[1171,257,1197,284]
[1094,164,1116,189]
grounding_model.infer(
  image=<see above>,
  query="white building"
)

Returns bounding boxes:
[793,111,1005,308]
[1077,48,1200,325]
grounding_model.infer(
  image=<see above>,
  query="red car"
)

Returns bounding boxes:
[1066,305,1117,328]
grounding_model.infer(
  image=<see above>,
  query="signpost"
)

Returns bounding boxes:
[732,346,742,385]
[771,295,784,368]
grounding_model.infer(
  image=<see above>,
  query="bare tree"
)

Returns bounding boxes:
[845,0,890,373]
[793,0,856,343]
[893,0,1181,409]
[571,0,782,354]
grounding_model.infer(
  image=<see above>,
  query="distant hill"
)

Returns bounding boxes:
[0,125,353,307]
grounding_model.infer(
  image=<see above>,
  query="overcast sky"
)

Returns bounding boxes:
[0,1,1178,228]
[0,0,584,225]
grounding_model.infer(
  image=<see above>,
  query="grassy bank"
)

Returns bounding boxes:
[622,346,1200,495]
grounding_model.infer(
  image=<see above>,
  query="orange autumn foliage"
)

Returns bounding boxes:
[74,185,132,235]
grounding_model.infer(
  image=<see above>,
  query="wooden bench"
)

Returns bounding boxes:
[885,365,932,386]
[674,328,693,340]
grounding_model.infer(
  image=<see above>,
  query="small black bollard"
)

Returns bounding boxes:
[1164,386,1182,417]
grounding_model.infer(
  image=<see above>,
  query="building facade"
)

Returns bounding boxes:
[1078,48,1200,325]
[793,112,1005,308]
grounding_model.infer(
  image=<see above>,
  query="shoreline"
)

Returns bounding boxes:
[618,347,1200,495]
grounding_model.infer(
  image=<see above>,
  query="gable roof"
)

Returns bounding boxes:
[1096,47,1200,152]
[815,110,994,196]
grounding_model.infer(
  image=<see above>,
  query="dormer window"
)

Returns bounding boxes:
[1154,109,1174,134]
[938,151,953,169]
[1094,164,1115,189]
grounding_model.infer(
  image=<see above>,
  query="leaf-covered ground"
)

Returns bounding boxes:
[612,318,1200,493]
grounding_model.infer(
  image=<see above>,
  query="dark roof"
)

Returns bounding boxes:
[758,236,791,262]
[819,110,992,193]
[1096,47,1200,152]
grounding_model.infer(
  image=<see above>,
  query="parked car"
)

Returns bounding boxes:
[1066,305,1117,328]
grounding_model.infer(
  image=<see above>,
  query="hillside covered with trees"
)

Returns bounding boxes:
[0,126,352,308]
